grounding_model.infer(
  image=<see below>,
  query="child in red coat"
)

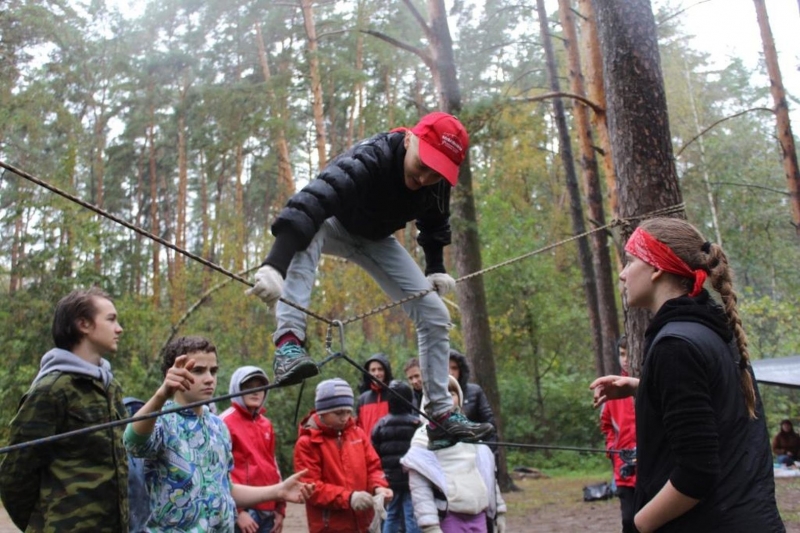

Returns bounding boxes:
[221,366,285,533]
[294,378,393,533]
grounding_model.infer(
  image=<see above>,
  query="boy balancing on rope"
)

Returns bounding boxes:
[247,112,493,448]
[124,336,314,532]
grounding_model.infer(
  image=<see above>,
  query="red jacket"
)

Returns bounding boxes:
[220,403,285,514]
[356,383,389,438]
[294,411,388,533]
[600,396,637,488]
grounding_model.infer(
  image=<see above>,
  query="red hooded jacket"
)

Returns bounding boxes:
[600,395,637,488]
[294,411,388,533]
[220,403,285,514]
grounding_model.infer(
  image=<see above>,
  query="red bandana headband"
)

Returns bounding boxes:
[625,227,707,297]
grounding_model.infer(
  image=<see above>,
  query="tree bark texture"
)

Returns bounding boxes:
[591,0,684,373]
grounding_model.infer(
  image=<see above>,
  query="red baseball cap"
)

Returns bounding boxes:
[410,112,469,186]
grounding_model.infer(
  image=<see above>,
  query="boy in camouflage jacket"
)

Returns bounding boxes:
[0,288,129,532]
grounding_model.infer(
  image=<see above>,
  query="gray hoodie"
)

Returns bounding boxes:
[34,348,114,389]
[228,365,269,410]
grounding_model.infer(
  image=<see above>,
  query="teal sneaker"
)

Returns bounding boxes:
[426,410,494,450]
[273,342,319,386]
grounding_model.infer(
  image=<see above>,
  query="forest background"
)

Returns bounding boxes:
[1,0,799,479]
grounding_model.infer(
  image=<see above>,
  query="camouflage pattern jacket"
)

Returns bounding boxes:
[0,372,129,532]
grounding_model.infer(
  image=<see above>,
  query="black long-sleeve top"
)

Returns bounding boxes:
[634,292,783,532]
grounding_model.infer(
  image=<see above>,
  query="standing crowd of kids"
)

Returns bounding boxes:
[0,111,789,532]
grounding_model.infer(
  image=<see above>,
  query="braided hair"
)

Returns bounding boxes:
[639,217,756,419]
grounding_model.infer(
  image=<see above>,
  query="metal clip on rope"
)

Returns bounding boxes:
[319,320,346,367]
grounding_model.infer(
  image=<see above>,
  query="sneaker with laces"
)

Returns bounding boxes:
[273,342,319,386]
[426,410,493,450]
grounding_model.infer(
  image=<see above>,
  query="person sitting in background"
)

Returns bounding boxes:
[357,353,394,437]
[294,377,393,533]
[371,380,423,533]
[772,419,800,466]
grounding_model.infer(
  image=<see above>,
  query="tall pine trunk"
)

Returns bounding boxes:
[753,0,800,237]
[301,0,328,169]
[591,0,683,372]
[536,0,604,375]
[557,0,620,375]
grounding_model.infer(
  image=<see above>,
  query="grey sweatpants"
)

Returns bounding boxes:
[274,217,453,417]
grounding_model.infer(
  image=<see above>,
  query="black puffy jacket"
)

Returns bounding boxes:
[370,381,421,491]
[265,131,451,276]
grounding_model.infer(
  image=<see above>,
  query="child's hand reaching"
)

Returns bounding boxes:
[279,470,314,503]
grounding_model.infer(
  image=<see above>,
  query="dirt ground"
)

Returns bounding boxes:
[0,475,798,532]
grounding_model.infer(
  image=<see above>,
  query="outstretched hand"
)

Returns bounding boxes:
[589,375,639,408]
[279,470,315,503]
[157,355,196,401]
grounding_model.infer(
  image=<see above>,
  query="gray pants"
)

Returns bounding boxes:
[274,217,453,417]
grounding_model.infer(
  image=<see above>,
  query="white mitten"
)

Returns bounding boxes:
[350,490,373,511]
[427,273,455,296]
[245,265,284,306]
[496,513,507,533]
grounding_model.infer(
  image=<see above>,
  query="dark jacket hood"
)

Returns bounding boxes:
[645,290,732,354]
[359,353,393,393]
[387,380,414,415]
[449,349,471,392]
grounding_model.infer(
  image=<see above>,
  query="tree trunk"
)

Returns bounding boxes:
[255,23,295,207]
[536,0,604,375]
[300,0,328,169]
[92,113,106,275]
[591,0,684,373]
[682,57,723,245]
[753,0,800,237]
[423,0,515,492]
[148,94,161,307]
[558,0,620,376]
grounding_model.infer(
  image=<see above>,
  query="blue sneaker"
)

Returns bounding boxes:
[273,342,319,386]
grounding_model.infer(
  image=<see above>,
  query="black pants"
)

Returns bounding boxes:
[617,486,636,533]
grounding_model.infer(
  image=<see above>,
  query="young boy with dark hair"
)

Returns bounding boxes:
[294,377,393,533]
[220,366,286,533]
[124,336,313,532]
[0,287,129,532]
[247,112,493,448]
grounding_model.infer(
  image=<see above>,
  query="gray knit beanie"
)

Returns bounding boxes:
[315,378,354,414]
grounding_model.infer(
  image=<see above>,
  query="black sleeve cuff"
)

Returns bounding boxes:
[423,246,445,276]
[262,235,299,278]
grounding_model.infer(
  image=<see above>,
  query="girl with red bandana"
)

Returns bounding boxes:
[590,218,783,533]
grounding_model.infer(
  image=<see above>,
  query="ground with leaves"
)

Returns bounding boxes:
[1,474,797,532]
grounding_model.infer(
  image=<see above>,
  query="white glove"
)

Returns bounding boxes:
[245,265,284,306]
[372,492,387,519]
[496,513,507,533]
[427,273,455,296]
[350,490,373,511]
[421,525,443,533]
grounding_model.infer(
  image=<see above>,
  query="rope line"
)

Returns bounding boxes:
[0,158,685,330]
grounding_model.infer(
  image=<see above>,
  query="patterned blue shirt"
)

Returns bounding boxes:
[124,402,236,532]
